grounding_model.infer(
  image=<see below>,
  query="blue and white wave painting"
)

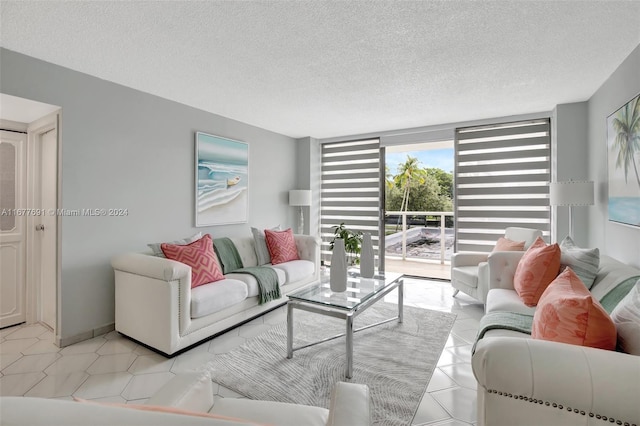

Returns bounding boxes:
[197,161,247,212]
[196,133,248,223]
[609,197,640,227]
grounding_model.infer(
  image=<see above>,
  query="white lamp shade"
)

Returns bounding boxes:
[549,181,594,206]
[289,190,312,206]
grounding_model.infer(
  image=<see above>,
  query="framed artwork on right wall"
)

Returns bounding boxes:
[607,93,640,228]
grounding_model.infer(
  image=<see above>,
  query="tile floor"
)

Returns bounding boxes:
[0,278,483,425]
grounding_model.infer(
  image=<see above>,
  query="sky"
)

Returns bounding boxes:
[385,148,454,177]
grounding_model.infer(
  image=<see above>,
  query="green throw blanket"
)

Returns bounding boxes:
[213,238,281,304]
[472,311,533,354]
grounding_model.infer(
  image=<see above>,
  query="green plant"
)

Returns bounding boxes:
[329,222,363,265]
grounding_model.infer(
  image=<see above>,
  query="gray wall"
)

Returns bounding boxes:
[0,48,298,342]
[552,102,589,246]
[588,44,640,267]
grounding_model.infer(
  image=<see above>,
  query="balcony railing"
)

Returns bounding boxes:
[384,211,454,264]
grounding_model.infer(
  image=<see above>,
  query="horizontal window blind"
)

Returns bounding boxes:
[454,119,551,252]
[321,139,381,264]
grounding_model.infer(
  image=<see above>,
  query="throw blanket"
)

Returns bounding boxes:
[213,238,244,274]
[235,266,281,304]
[213,238,281,304]
[472,311,533,354]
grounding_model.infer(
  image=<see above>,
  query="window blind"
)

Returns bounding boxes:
[320,139,381,264]
[454,119,551,252]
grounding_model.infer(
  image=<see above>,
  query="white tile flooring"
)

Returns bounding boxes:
[0,278,484,425]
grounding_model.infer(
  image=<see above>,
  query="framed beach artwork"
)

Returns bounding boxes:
[195,132,248,226]
[607,93,640,228]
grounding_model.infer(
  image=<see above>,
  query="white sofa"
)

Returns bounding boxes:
[0,372,371,425]
[111,234,320,356]
[472,254,640,426]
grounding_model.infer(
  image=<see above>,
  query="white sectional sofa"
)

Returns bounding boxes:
[472,254,640,426]
[0,372,371,425]
[111,234,320,356]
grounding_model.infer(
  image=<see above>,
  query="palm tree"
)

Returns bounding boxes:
[612,95,640,189]
[393,156,426,230]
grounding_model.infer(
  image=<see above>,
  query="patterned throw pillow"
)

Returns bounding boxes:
[147,232,202,257]
[161,234,224,288]
[532,267,617,350]
[264,228,299,265]
[492,237,525,252]
[559,236,600,289]
[513,236,561,307]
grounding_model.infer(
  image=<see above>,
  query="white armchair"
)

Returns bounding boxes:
[450,227,542,303]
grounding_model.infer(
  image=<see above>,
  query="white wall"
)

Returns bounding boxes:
[588,44,640,268]
[0,48,299,344]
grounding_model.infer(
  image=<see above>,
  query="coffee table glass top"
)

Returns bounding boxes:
[287,270,403,310]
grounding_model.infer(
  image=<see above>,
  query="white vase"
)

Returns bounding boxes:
[330,238,348,292]
[360,232,375,278]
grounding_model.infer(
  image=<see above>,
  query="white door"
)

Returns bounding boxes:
[38,128,57,330]
[0,130,27,328]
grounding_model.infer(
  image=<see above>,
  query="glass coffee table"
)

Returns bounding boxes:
[286,270,404,378]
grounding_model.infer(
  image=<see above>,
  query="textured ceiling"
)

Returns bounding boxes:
[1,1,639,139]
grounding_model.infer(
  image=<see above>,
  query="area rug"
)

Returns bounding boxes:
[204,303,456,426]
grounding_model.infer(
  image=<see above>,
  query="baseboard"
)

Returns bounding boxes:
[57,322,115,347]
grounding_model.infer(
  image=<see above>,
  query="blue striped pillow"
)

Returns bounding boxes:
[559,236,600,289]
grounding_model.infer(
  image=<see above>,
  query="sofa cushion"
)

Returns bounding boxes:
[265,228,300,265]
[451,265,479,288]
[226,269,286,298]
[610,279,640,355]
[161,234,224,288]
[269,260,314,284]
[485,289,537,316]
[559,236,599,289]
[211,398,328,426]
[191,279,248,318]
[532,267,616,350]
[493,237,525,252]
[513,237,561,307]
[148,232,202,257]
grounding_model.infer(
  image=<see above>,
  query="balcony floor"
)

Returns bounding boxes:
[384,256,451,280]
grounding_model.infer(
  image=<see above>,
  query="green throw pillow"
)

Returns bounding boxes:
[559,236,599,289]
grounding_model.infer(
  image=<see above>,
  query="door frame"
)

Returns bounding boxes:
[25,112,61,335]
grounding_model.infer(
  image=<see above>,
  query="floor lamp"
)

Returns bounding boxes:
[549,181,594,240]
[289,190,311,234]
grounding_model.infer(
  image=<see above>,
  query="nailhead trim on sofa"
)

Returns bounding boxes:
[487,389,636,426]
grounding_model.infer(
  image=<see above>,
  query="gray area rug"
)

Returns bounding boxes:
[204,303,456,426]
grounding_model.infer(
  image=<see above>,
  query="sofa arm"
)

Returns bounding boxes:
[111,252,191,282]
[486,251,525,290]
[451,251,489,268]
[295,234,321,271]
[326,382,371,426]
[472,337,640,426]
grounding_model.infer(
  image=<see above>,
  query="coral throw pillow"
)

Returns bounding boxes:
[161,234,224,288]
[513,236,561,306]
[532,267,616,350]
[264,228,299,265]
[492,237,525,252]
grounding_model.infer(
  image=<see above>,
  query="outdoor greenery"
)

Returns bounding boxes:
[386,155,454,222]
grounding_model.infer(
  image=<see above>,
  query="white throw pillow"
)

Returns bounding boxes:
[251,225,281,265]
[559,236,599,289]
[610,279,640,355]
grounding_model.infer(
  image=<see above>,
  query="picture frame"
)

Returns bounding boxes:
[195,132,248,226]
[606,93,640,228]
